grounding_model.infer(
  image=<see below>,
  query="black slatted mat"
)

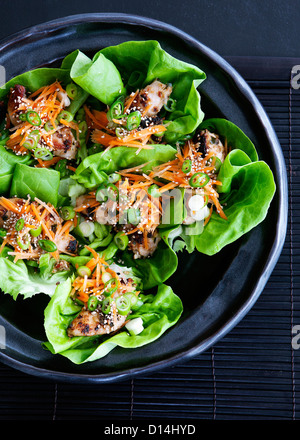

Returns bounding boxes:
[0,56,297,421]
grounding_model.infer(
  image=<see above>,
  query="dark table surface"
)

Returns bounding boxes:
[0,0,299,422]
[0,0,299,58]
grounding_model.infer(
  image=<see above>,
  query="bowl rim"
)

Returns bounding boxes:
[0,12,288,383]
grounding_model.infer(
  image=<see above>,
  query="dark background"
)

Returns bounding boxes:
[0,0,298,58]
[0,0,299,422]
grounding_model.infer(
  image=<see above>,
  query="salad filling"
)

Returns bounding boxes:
[87,81,172,153]
[149,129,228,225]
[5,82,79,163]
[0,195,78,262]
[67,247,142,337]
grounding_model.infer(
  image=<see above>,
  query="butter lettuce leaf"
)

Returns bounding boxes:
[61,49,126,106]
[0,247,69,300]
[9,163,60,207]
[195,154,276,255]
[43,279,183,364]
[0,145,32,194]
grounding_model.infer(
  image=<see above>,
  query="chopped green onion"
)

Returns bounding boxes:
[203,195,209,206]
[107,97,125,121]
[114,231,129,250]
[96,183,119,203]
[127,208,141,225]
[210,156,222,173]
[189,172,210,188]
[182,159,192,174]
[26,110,41,126]
[163,98,176,112]
[78,120,88,138]
[0,228,7,238]
[153,130,165,138]
[23,130,41,151]
[44,120,57,132]
[88,233,95,243]
[126,111,141,131]
[103,278,118,297]
[34,147,53,161]
[60,206,76,221]
[38,239,57,252]
[76,108,85,122]
[78,221,95,237]
[108,173,121,183]
[147,184,161,198]
[87,295,99,311]
[101,297,112,314]
[29,224,42,237]
[115,126,126,138]
[73,298,85,307]
[66,83,78,100]
[102,271,112,284]
[124,292,139,307]
[17,234,30,250]
[115,295,131,316]
[15,218,24,231]
[94,223,111,239]
[57,110,73,122]
[23,137,38,151]
[18,113,27,122]
[131,297,144,311]
[77,265,92,277]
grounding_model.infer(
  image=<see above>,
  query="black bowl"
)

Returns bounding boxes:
[0,13,288,383]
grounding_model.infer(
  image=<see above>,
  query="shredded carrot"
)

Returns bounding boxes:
[0,197,21,214]
[91,129,116,147]
[118,125,167,144]
[67,165,77,172]
[0,237,8,254]
[124,89,139,112]
[36,157,61,168]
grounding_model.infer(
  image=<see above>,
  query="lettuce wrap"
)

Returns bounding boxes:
[156,118,276,255]
[43,278,183,364]
[65,40,206,143]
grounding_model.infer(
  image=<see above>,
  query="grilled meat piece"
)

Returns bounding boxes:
[128,80,172,118]
[51,126,78,160]
[193,129,226,162]
[67,302,127,337]
[128,229,161,259]
[7,85,27,126]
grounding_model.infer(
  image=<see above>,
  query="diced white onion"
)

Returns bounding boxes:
[191,205,210,221]
[188,194,206,212]
[78,221,95,237]
[125,317,144,336]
